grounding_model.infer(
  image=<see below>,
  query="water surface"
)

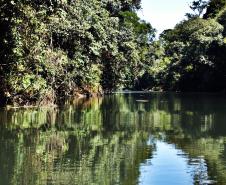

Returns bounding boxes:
[1,93,226,185]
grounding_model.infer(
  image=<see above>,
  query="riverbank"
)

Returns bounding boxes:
[0,86,104,108]
[2,89,226,109]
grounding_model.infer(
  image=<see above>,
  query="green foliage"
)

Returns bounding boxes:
[0,0,155,105]
[204,0,226,18]
[2,0,226,103]
[140,15,226,91]
[134,0,226,92]
[140,9,226,92]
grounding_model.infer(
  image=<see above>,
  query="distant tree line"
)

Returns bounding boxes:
[139,0,226,92]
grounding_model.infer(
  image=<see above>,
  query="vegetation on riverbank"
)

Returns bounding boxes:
[0,0,155,105]
[141,0,226,92]
[1,0,226,106]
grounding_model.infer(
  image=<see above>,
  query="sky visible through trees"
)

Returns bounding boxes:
[138,0,194,34]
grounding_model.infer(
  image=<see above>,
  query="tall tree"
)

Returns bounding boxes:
[186,0,208,18]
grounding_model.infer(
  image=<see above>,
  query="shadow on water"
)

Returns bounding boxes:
[0,93,226,184]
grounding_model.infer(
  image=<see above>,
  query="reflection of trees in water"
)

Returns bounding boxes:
[0,130,154,185]
[0,93,226,184]
[0,96,155,185]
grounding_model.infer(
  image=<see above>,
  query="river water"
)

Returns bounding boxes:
[0,93,226,185]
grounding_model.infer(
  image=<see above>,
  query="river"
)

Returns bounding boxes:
[0,92,226,185]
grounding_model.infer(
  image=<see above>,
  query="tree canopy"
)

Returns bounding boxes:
[0,0,155,105]
[138,0,226,92]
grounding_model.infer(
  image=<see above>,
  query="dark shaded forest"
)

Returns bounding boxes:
[0,0,226,106]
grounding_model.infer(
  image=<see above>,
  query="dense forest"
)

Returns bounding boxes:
[145,0,226,92]
[0,0,226,106]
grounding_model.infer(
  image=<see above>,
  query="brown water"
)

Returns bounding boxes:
[0,92,226,185]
